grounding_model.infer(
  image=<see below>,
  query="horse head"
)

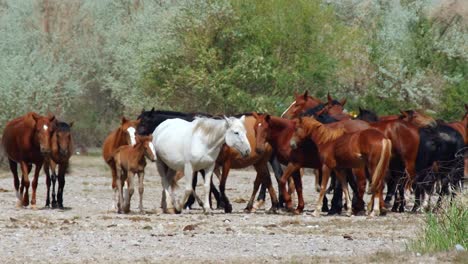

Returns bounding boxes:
[224,115,251,158]
[136,135,156,162]
[52,121,73,158]
[356,107,379,122]
[281,91,322,119]
[252,113,270,154]
[326,92,347,117]
[136,107,156,135]
[27,112,56,155]
[120,117,140,146]
[399,110,437,129]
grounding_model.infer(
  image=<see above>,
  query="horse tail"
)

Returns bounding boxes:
[371,139,392,194]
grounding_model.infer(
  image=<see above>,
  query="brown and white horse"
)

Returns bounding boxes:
[102,117,140,209]
[2,112,56,208]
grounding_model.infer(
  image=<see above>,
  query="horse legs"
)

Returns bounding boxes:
[30,163,42,209]
[137,172,145,213]
[245,170,263,213]
[19,161,31,207]
[314,165,331,217]
[115,166,124,214]
[219,159,233,213]
[335,169,352,216]
[352,168,366,215]
[328,171,343,215]
[9,159,22,208]
[291,168,304,214]
[57,162,67,209]
[44,161,51,207]
[156,161,178,213]
[201,164,216,213]
[279,163,301,211]
[124,173,135,213]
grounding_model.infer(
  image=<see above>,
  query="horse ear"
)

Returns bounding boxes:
[358,106,363,112]
[465,104,468,112]
[49,115,55,122]
[340,98,347,106]
[265,115,271,123]
[252,112,259,119]
[399,110,408,118]
[327,92,333,104]
[69,121,74,128]
[121,116,129,124]
[303,90,309,99]
[141,108,145,114]
[223,115,232,126]
[151,107,155,112]
[239,115,246,124]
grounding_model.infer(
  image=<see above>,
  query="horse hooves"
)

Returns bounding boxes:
[164,208,177,214]
[30,204,37,210]
[244,207,255,213]
[224,204,233,214]
[16,201,23,208]
[253,200,265,210]
[51,201,58,209]
[327,209,342,215]
[354,210,366,216]
[293,209,302,215]
[266,207,278,214]
[384,202,393,210]
[321,205,329,212]
[313,210,321,217]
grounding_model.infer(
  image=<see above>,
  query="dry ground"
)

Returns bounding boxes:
[0,154,465,263]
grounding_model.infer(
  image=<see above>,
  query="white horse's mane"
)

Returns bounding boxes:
[192,117,228,142]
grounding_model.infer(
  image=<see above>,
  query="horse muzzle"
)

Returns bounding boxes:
[290,140,298,150]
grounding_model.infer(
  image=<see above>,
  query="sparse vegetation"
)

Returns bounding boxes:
[409,195,468,253]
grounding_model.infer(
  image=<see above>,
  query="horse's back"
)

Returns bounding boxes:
[153,118,192,170]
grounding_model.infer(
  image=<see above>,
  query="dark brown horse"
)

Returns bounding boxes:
[44,121,74,209]
[2,112,56,208]
[290,116,392,216]
[102,117,140,210]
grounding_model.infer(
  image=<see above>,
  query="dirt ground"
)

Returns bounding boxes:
[0,154,465,263]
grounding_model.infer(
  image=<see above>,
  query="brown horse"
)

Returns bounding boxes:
[44,121,74,209]
[281,91,323,119]
[290,117,392,216]
[215,114,279,213]
[102,117,140,209]
[109,135,156,213]
[2,112,56,208]
[447,105,468,180]
[253,114,371,214]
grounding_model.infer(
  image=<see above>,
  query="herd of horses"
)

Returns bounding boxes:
[1,91,467,218]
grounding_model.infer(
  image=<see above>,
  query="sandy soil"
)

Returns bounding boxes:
[0,155,464,263]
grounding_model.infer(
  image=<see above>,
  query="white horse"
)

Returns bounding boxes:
[153,115,251,213]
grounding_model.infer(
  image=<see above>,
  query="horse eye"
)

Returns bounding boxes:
[234,131,239,135]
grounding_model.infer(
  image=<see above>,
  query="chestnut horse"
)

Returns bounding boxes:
[215,114,279,213]
[281,91,324,119]
[290,117,392,216]
[253,114,371,214]
[2,112,56,208]
[102,117,140,209]
[108,135,156,213]
[44,121,74,209]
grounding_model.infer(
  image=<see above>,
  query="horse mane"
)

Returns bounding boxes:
[301,117,344,145]
[193,117,227,141]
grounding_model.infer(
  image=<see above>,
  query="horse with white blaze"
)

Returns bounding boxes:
[153,115,251,213]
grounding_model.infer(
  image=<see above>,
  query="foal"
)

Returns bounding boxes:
[109,135,156,213]
[44,121,74,209]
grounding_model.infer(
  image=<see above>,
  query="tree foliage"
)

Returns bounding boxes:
[0,0,466,145]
